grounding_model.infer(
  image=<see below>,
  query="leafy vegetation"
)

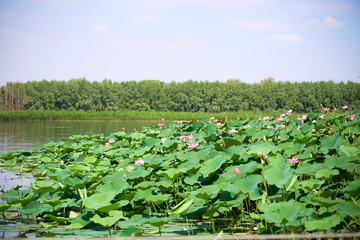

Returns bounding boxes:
[0,108,359,237]
[0,110,283,121]
[1,78,359,112]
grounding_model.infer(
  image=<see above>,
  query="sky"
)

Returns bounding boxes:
[0,0,359,86]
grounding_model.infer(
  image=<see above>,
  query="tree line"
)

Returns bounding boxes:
[0,78,359,113]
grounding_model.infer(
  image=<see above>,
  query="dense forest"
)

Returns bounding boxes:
[0,78,359,113]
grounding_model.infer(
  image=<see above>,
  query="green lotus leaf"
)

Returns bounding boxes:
[0,202,10,213]
[20,201,53,216]
[170,198,193,215]
[158,168,187,180]
[183,175,199,185]
[247,141,275,157]
[315,168,339,179]
[258,200,313,226]
[304,214,342,231]
[324,153,350,169]
[44,214,72,223]
[336,200,360,217]
[146,215,178,227]
[157,128,173,137]
[98,200,129,214]
[118,228,142,237]
[90,210,127,228]
[84,191,116,210]
[130,132,145,140]
[191,184,222,200]
[341,181,360,195]
[70,164,90,172]
[340,145,359,157]
[199,153,229,178]
[224,174,262,196]
[31,181,60,193]
[296,163,323,175]
[133,188,171,204]
[65,211,94,229]
[142,137,161,147]
[298,178,325,192]
[319,132,345,154]
[264,165,293,188]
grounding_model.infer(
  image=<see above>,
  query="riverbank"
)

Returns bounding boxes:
[0,110,285,121]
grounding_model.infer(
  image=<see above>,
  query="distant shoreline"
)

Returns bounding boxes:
[0,110,285,121]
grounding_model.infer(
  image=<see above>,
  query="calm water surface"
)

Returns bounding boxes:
[0,121,157,154]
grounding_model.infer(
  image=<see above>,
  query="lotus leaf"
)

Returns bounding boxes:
[304,214,342,231]
[90,210,127,228]
[84,191,116,210]
[258,200,313,226]
[264,165,293,188]
[315,168,339,179]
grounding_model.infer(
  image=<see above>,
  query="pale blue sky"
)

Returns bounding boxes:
[0,0,359,86]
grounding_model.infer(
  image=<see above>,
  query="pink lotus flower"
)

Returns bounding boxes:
[92,138,97,141]
[104,142,110,147]
[287,157,299,164]
[186,134,194,140]
[266,125,274,129]
[161,138,167,143]
[187,142,199,149]
[297,115,308,123]
[262,116,270,121]
[275,118,283,122]
[178,135,185,140]
[342,105,348,109]
[144,129,148,132]
[135,159,144,165]
[276,125,285,129]
[233,167,240,175]
[108,138,115,143]
[264,156,268,161]
[210,117,215,120]
[177,121,183,124]
[286,109,292,116]
[297,126,301,130]
[154,130,160,134]
[280,114,285,118]
[228,128,238,134]
[323,107,330,112]
[216,123,224,127]
[243,125,251,129]
[348,114,355,120]
[158,123,164,129]
[319,114,326,119]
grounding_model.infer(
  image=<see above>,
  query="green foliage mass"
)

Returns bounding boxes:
[1,78,359,113]
[0,111,359,237]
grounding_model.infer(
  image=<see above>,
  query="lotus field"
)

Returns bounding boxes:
[0,109,359,237]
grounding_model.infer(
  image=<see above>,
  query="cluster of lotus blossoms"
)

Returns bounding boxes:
[104,138,115,147]
[178,134,194,141]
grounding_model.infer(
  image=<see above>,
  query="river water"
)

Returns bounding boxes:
[0,121,157,154]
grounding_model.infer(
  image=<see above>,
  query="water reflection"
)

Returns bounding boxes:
[0,121,156,153]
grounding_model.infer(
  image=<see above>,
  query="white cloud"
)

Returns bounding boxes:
[225,20,290,30]
[307,19,321,25]
[269,34,304,44]
[323,16,343,28]
[131,15,160,23]
[307,16,343,28]
[93,24,110,33]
